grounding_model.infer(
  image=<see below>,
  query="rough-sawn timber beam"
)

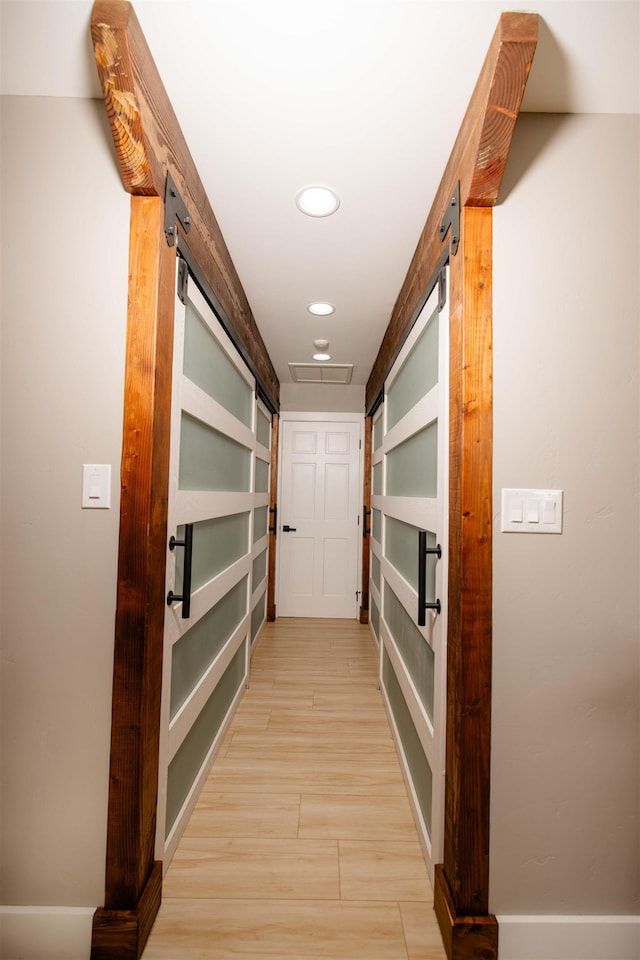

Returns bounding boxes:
[91,0,279,411]
[365,12,537,412]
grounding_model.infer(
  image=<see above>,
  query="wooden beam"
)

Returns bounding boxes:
[440,203,495,928]
[365,12,537,412]
[91,0,279,411]
[434,864,498,960]
[91,862,162,960]
[91,196,174,957]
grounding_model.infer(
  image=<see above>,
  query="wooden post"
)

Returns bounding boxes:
[91,196,174,958]
[433,205,496,958]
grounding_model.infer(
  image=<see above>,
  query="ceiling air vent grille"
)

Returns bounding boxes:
[288,363,354,384]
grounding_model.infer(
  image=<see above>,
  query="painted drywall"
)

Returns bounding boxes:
[491,113,640,916]
[280,381,365,412]
[0,96,129,908]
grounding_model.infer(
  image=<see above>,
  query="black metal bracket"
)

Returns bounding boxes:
[438,266,447,311]
[167,523,194,619]
[164,172,191,247]
[439,181,460,256]
[363,506,371,538]
[418,530,442,626]
[177,257,189,305]
[269,504,277,538]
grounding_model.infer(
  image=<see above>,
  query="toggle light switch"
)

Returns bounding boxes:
[82,464,111,509]
[501,488,563,534]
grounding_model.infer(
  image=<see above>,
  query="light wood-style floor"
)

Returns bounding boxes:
[143,617,447,960]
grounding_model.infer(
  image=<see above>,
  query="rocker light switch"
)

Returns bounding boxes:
[501,489,563,534]
[526,499,540,523]
[82,464,111,509]
[510,498,524,523]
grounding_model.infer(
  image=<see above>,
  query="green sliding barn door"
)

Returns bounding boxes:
[156,263,271,866]
[369,269,449,884]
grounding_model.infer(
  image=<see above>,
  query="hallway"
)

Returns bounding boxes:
[143,618,446,959]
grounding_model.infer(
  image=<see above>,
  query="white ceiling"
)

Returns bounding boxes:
[2,0,638,388]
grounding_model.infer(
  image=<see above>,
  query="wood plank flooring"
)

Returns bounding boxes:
[143,618,446,960]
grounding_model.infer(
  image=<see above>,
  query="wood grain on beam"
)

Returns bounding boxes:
[365,12,537,412]
[91,0,279,411]
[91,196,174,957]
[445,206,494,919]
[434,864,498,960]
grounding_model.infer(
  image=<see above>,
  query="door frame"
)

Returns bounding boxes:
[90,5,537,959]
[276,411,364,619]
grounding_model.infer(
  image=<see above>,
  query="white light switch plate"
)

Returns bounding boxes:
[501,488,563,533]
[82,464,111,509]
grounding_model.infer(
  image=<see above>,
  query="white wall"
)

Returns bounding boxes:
[280,381,365,412]
[0,94,129,953]
[491,113,639,953]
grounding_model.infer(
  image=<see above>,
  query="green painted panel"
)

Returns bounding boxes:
[384,582,434,722]
[251,591,266,644]
[373,414,383,451]
[386,517,437,597]
[254,457,270,493]
[387,307,438,431]
[175,513,249,593]
[184,301,253,427]
[166,642,246,837]
[179,413,250,492]
[256,408,271,448]
[252,548,267,588]
[386,422,437,499]
[383,648,432,836]
[372,508,382,543]
[370,595,380,642]
[371,552,380,591]
[253,505,268,543]
[170,577,247,718]
[373,461,382,495]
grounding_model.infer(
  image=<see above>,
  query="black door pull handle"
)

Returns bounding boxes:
[167,523,194,619]
[418,529,441,625]
[282,525,297,532]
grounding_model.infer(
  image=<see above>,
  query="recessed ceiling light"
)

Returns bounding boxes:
[313,339,329,350]
[313,352,332,362]
[308,302,335,316]
[296,186,340,218]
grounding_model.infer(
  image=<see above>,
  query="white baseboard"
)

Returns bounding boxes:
[0,905,95,960]
[497,915,640,960]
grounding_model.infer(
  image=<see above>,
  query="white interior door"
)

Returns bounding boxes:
[278,418,362,618]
